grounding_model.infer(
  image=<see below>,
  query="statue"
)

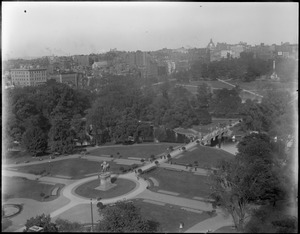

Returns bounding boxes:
[95,161,116,191]
[100,161,110,172]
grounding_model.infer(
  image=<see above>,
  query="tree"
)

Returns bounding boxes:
[96,201,160,232]
[22,126,47,156]
[55,218,85,232]
[48,117,75,154]
[196,83,211,108]
[236,133,273,165]
[24,214,58,232]
[209,158,275,232]
[210,88,242,117]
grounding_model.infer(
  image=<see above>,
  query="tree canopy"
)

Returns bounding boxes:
[96,201,160,232]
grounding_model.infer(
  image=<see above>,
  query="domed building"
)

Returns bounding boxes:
[207,38,216,50]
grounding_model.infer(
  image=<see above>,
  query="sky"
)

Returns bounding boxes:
[2,2,299,59]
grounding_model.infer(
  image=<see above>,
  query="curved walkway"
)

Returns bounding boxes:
[9,122,238,232]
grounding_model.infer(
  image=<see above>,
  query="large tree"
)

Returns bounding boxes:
[24,214,58,232]
[48,116,75,154]
[96,201,160,232]
[210,88,242,117]
[22,126,48,156]
[209,158,277,232]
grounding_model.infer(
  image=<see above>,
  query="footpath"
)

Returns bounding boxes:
[6,122,239,232]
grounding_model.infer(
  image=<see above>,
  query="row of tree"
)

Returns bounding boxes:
[5,80,93,156]
[5,70,293,156]
[187,52,297,83]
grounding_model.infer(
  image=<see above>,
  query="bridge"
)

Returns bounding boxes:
[138,119,241,173]
[200,120,240,146]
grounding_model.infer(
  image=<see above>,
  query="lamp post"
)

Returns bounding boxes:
[90,198,94,232]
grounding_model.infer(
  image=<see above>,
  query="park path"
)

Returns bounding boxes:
[217,78,263,98]
[134,190,212,211]
[7,121,239,232]
[184,210,234,233]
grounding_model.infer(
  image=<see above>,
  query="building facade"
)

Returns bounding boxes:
[49,72,85,88]
[10,68,47,87]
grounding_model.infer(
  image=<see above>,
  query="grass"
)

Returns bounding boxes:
[2,176,63,202]
[133,199,212,233]
[14,158,133,179]
[172,145,234,168]
[74,178,136,199]
[214,226,238,233]
[144,168,212,199]
[190,80,234,89]
[89,143,180,159]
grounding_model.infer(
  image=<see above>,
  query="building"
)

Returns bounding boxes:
[92,61,108,70]
[49,72,85,88]
[230,44,245,58]
[10,68,47,87]
[73,55,90,67]
[136,50,147,68]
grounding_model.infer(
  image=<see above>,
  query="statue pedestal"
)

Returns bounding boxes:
[95,172,117,191]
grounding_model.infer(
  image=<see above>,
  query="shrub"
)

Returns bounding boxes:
[97,202,105,209]
[131,164,138,170]
[150,154,156,160]
[155,161,159,165]
[40,192,45,198]
[271,217,297,233]
[182,146,186,151]
[110,154,114,158]
[140,159,145,163]
[138,169,143,174]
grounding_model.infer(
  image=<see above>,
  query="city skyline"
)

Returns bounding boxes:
[2,2,298,59]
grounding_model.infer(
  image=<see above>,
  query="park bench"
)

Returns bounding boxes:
[51,187,59,196]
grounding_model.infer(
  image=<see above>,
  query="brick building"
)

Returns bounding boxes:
[10,68,47,87]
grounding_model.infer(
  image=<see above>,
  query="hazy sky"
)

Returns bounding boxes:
[2,2,298,59]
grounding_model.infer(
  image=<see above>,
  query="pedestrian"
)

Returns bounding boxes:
[160,155,163,159]
[134,170,137,174]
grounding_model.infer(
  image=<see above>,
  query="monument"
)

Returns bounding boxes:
[95,161,117,191]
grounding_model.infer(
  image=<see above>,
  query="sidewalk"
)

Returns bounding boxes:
[135,190,212,211]
[160,163,208,175]
[2,169,74,185]
[184,211,234,233]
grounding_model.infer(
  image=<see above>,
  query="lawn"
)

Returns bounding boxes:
[144,168,211,199]
[133,199,212,233]
[14,158,134,179]
[89,143,180,159]
[214,226,238,233]
[173,145,234,169]
[190,80,233,89]
[2,176,63,202]
[74,178,136,199]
